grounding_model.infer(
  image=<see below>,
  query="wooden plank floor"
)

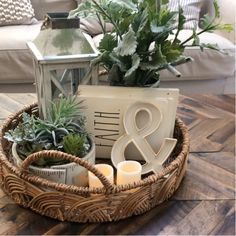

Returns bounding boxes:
[0,93,235,235]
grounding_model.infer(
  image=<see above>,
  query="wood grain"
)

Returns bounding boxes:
[0,93,235,235]
[173,153,235,200]
[188,94,235,114]
[178,95,235,153]
[159,200,235,235]
[0,93,36,119]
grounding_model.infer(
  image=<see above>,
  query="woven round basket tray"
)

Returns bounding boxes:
[0,103,190,223]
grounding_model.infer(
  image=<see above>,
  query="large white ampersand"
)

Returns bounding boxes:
[111,102,177,174]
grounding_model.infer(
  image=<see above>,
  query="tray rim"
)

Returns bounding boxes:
[0,103,190,195]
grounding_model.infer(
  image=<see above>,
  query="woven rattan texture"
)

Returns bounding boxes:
[0,103,190,223]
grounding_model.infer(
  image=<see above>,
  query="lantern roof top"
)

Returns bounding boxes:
[27,28,98,64]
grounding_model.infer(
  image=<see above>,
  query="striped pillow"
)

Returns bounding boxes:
[168,0,204,29]
[0,0,36,26]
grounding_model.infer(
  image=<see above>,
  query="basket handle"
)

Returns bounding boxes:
[20,150,114,192]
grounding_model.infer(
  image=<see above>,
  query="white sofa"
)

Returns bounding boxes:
[0,0,235,94]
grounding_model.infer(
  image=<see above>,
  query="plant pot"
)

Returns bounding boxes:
[11,138,95,187]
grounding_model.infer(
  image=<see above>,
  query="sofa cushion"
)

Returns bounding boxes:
[0,22,42,83]
[92,30,235,81]
[79,18,113,36]
[31,0,77,20]
[0,0,37,26]
[74,0,113,36]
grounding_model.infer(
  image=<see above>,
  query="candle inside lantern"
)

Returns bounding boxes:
[116,161,142,186]
[89,164,114,188]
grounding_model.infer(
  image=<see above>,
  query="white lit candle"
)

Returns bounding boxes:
[116,161,142,186]
[89,164,114,188]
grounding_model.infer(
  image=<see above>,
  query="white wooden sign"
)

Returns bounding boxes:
[78,85,179,160]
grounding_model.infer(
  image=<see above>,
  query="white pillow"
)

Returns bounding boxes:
[0,0,37,26]
[168,0,203,29]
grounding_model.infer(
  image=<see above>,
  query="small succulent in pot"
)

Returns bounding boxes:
[4,96,91,167]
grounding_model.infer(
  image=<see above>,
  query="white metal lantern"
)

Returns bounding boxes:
[27,13,99,119]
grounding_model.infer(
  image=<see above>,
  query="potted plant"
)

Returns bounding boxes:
[69,0,232,87]
[68,0,232,160]
[4,96,95,186]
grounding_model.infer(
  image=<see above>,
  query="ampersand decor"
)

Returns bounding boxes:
[111,102,177,174]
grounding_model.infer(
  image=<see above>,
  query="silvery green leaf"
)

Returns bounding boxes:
[123,70,136,86]
[218,24,233,32]
[109,53,126,72]
[132,7,148,34]
[140,45,166,70]
[150,22,166,34]
[200,43,224,53]
[91,52,106,66]
[162,0,170,4]
[125,54,140,78]
[114,27,137,56]
[200,14,213,30]
[99,33,117,52]
[108,64,122,84]
[192,28,200,46]
[68,1,95,18]
[213,0,220,18]
[3,132,15,142]
[55,128,69,135]
[52,130,57,146]
[109,0,138,12]
[177,7,185,31]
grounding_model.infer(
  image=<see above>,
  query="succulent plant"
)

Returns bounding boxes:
[63,134,90,157]
[4,96,91,167]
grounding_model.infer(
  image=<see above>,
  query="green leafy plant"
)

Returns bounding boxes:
[4,97,91,167]
[69,0,233,87]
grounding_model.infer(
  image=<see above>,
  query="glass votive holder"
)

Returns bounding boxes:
[89,164,114,188]
[116,160,142,186]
